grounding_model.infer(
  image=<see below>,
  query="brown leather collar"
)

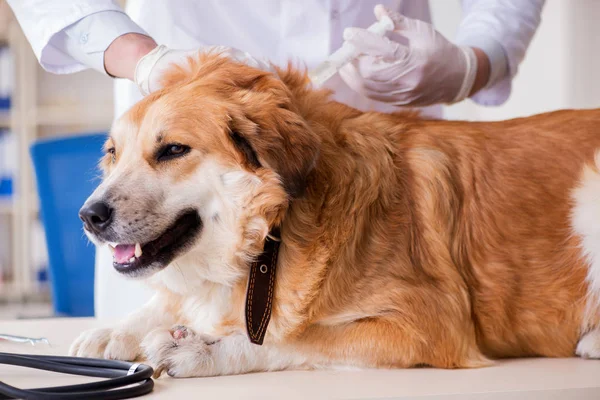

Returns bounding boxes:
[245,227,281,345]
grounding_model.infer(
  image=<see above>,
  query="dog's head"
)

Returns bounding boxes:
[79,55,321,286]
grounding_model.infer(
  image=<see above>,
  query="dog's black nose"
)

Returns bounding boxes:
[79,201,113,233]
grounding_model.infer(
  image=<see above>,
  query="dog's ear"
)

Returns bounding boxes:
[231,107,320,198]
[229,72,321,198]
[161,55,321,197]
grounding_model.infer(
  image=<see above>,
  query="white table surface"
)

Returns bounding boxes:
[1,318,599,399]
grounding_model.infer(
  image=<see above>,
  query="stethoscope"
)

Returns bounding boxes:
[0,352,154,399]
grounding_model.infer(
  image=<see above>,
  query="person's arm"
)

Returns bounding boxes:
[7,1,273,95]
[457,0,545,105]
[470,48,491,96]
[6,1,151,75]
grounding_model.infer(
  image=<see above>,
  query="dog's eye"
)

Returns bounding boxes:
[107,147,116,163]
[157,144,190,162]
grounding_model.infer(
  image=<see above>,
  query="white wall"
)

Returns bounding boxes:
[430,0,600,121]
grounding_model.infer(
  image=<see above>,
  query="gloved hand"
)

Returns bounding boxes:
[339,5,478,106]
[134,45,274,95]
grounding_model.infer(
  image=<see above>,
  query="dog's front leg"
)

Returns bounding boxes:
[69,293,179,360]
[141,325,307,377]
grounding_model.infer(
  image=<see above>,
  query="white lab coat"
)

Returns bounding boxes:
[8,0,544,318]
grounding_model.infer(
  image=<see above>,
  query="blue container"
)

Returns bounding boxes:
[0,128,13,197]
[30,133,106,317]
[0,97,10,110]
[0,177,11,196]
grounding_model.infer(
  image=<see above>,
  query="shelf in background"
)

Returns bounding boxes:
[0,198,39,215]
[0,110,9,128]
[0,300,53,320]
[0,197,11,214]
[0,280,52,305]
[36,105,113,127]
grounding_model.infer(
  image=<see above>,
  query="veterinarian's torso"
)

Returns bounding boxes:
[100,0,440,319]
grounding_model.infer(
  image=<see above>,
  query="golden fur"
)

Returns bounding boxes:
[72,54,600,374]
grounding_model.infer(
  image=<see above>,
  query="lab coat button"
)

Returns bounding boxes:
[80,33,88,44]
[331,10,340,20]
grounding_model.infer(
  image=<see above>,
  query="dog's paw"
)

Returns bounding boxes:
[141,325,216,378]
[69,328,141,360]
[576,329,600,359]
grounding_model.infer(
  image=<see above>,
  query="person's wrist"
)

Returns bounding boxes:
[104,33,158,80]
[469,47,491,96]
[451,46,478,103]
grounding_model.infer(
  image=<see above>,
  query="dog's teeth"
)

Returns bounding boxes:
[135,243,142,258]
[108,244,115,255]
[129,257,135,263]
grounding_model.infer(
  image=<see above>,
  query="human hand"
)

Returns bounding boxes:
[339,5,487,106]
[134,45,274,95]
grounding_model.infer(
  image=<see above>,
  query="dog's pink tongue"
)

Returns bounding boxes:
[114,244,136,264]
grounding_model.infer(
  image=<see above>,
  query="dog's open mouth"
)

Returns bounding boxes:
[110,210,202,275]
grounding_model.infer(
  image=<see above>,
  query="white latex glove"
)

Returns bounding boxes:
[339,5,478,107]
[134,45,274,95]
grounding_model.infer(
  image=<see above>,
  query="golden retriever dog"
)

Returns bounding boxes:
[72,54,600,377]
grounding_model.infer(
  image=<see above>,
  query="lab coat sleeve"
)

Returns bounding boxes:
[456,0,545,106]
[6,1,148,74]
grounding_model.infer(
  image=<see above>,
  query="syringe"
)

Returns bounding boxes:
[308,15,394,88]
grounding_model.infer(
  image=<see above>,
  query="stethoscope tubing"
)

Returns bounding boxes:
[0,352,154,399]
